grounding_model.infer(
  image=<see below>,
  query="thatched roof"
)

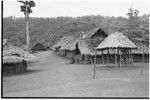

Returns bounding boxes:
[3,43,37,63]
[59,37,94,55]
[3,56,24,64]
[82,28,108,39]
[96,31,137,50]
[78,39,94,55]
[60,37,79,51]
[31,43,46,51]
[132,43,149,54]
[52,36,73,50]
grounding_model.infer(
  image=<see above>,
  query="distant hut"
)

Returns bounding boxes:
[96,31,137,68]
[52,36,74,56]
[132,43,149,63]
[60,36,78,58]
[60,37,95,64]
[31,43,46,52]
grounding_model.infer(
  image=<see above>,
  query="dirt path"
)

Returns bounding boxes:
[3,51,149,97]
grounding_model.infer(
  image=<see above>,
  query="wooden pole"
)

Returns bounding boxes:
[120,49,122,69]
[107,49,109,67]
[141,44,144,75]
[93,50,96,79]
[117,49,120,67]
[129,49,131,65]
[130,49,133,66]
[115,49,117,68]
[102,50,104,65]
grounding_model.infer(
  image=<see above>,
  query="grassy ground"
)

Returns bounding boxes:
[2,51,149,97]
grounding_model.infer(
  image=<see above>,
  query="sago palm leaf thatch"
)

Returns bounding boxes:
[96,31,137,50]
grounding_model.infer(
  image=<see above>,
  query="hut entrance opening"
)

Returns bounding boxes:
[75,43,80,55]
[31,43,46,52]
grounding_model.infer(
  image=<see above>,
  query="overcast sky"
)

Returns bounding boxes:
[3,0,149,18]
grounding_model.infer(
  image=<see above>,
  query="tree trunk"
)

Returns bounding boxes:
[26,4,29,51]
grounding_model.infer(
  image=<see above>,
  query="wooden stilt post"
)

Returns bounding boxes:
[115,49,117,68]
[117,49,119,67]
[141,47,144,75]
[93,50,97,79]
[128,49,130,65]
[107,49,109,67]
[129,49,131,65]
[131,49,133,66]
[120,49,122,69]
[102,50,104,65]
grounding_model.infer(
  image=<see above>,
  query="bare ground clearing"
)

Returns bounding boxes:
[2,51,149,97]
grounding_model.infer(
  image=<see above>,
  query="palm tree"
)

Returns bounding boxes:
[18,0,35,51]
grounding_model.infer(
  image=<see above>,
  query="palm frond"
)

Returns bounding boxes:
[28,1,35,7]
[18,0,26,4]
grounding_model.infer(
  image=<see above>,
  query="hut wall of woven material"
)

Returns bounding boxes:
[132,54,149,63]
[65,50,76,59]
[3,60,27,76]
[57,50,66,57]
[31,43,46,52]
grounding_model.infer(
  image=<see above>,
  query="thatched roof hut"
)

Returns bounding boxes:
[2,39,38,75]
[59,37,94,55]
[52,36,73,51]
[3,40,37,63]
[96,31,137,67]
[96,31,137,49]
[31,43,46,52]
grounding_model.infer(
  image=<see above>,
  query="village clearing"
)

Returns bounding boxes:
[3,51,149,97]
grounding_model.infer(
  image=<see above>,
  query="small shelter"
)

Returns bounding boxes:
[31,43,46,52]
[59,36,79,58]
[2,39,36,75]
[96,31,137,68]
[132,43,149,62]
[51,36,73,56]
[60,37,94,64]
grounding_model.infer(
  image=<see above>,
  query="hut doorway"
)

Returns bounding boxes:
[75,43,80,55]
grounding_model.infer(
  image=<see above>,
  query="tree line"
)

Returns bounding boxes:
[3,9,149,49]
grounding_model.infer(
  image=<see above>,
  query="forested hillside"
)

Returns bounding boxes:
[3,12,149,49]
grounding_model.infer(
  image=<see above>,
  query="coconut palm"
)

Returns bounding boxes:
[18,0,35,51]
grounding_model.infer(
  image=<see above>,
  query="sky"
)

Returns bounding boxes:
[3,0,149,18]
